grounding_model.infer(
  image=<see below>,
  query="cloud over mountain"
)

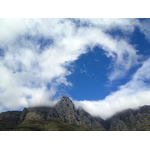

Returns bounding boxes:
[0,18,150,119]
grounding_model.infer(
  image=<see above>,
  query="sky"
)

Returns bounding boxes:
[0,18,150,119]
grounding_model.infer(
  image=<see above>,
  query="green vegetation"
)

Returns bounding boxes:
[15,120,46,131]
[0,121,16,131]
[13,119,89,131]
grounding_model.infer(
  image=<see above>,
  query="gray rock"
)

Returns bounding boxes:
[109,117,129,131]
[55,96,76,123]
[20,108,27,121]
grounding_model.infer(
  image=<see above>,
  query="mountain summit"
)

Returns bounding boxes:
[59,96,73,103]
[0,97,150,131]
[56,96,74,111]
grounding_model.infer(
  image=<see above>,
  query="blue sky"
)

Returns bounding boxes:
[66,46,112,100]
[0,18,150,119]
[66,22,150,101]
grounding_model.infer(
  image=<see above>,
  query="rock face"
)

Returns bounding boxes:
[107,106,150,131]
[55,96,76,124]
[0,96,150,131]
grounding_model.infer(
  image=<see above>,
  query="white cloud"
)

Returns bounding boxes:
[0,18,145,113]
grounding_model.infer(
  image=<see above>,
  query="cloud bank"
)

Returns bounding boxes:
[0,18,150,119]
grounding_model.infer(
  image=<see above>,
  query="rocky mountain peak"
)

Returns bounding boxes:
[56,96,74,108]
[60,96,73,103]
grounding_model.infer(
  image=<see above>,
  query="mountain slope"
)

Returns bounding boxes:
[0,96,150,131]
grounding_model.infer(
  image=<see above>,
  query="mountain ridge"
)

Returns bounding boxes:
[0,96,150,131]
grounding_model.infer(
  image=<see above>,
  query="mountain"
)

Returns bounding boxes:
[0,96,150,131]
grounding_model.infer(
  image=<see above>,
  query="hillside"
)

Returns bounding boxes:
[0,96,150,131]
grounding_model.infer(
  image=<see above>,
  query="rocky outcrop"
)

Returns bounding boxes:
[109,117,129,131]
[0,97,150,131]
[55,96,76,124]
[107,105,150,131]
